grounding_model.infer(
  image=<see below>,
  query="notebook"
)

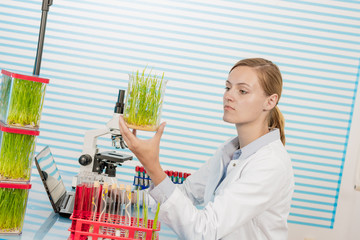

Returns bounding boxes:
[34,146,75,218]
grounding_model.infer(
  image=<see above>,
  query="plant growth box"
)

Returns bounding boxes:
[0,69,49,130]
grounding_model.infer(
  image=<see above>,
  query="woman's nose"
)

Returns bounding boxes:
[224,89,234,102]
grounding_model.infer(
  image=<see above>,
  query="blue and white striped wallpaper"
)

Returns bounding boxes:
[1,0,360,236]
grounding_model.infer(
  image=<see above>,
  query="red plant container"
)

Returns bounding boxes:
[0,122,39,182]
[0,182,31,235]
[0,69,49,130]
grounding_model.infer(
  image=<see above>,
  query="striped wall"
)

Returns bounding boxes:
[1,0,360,236]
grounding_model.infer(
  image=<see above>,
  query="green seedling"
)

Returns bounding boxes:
[151,202,160,240]
[0,132,36,181]
[6,78,46,128]
[0,187,28,233]
[0,75,12,122]
[124,68,166,131]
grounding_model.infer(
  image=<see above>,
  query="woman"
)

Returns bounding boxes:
[119,58,294,239]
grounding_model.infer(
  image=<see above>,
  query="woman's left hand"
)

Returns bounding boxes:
[118,115,167,185]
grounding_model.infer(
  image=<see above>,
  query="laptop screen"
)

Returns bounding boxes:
[35,146,66,212]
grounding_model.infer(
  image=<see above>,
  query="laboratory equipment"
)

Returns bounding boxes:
[133,166,192,189]
[69,180,160,240]
[35,146,75,217]
[73,89,133,188]
[69,215,160,240]
[0,69,49,130]
[123,68,167,131]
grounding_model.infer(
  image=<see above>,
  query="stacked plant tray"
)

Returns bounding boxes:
[0,69,49,234]
[0,182,32,234]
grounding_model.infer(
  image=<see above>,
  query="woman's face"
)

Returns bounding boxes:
[223,66,269,126]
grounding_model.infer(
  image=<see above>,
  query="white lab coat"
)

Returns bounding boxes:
[156,138,294,240]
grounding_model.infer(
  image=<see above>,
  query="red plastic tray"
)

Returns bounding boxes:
[68,213,160,240]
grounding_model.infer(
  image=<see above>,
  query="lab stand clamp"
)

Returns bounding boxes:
[72,90,133,188]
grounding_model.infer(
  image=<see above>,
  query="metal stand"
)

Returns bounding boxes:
[33,0,53,76]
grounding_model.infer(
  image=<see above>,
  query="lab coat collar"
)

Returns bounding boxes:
[231,128,280,161]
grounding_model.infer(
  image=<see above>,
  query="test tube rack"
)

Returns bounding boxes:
[69,213,160,240]
[133,166,192,189]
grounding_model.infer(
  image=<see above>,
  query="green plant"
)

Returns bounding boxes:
[0,132,36,181]
[0,75,12,121]
[124,68,166,131]
[6,78,46,128]
[152,202,160,240]
[0,187,28,233]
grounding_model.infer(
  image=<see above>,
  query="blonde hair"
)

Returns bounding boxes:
[230,58,286,145]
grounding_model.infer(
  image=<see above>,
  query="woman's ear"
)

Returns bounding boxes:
[263,93,278,111]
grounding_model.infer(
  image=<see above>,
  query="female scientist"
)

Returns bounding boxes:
[119,58,295,239]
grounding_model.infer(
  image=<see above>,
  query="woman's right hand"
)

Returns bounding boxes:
[118,115,167,185]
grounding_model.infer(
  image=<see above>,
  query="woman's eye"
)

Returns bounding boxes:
[224,87,230,91]
[240,90,247,94]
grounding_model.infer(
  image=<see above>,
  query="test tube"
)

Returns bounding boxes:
[80,181,94,234]
[178,172,183,184]
[118,184,126,237]
[84,181,94,218]
[111,183,117,221]
[97,182,109,240]
[135,166,140,189]
[136,188,140,227]
[139,167,144,189]
[104,183,117,237]
[70,181,85,235]
[99,182,109,222]
[118,184,125,222]
[91,181,100,221]
[124,185,132,238]
[88,180,100,240]
[144,169,149,188]
[173,171,178,184]
[169,171,173,182]
[152,202,161,240]
[142,190,149,228]
[125,185,132,226]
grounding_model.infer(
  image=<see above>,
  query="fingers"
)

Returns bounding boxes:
[119,115,137,143]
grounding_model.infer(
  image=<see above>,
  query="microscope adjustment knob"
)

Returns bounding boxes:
[79,154,92,166]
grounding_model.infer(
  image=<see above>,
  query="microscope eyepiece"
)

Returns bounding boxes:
[114,89,125,114]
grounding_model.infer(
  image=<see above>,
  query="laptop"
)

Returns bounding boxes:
[35,146,75,218]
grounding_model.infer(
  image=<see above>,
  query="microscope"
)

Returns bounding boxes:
[72,89,133,188]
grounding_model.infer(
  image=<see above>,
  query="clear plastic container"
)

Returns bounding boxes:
[0,122,39,182]
[0,182,31,235]
[0,69,49,129]
[123,69,167,131]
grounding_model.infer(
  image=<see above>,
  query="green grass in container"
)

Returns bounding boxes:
[6,78,46,128]
[124,68,166,131]
[0,187,28,233]
[0,132,36,181]
[0,75,12,122]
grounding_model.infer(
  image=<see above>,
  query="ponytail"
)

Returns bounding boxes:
[269,106,286,145]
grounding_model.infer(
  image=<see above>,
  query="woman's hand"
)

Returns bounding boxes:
[118,115,167,185]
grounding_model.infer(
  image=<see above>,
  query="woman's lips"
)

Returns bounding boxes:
[224,105,235,111]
